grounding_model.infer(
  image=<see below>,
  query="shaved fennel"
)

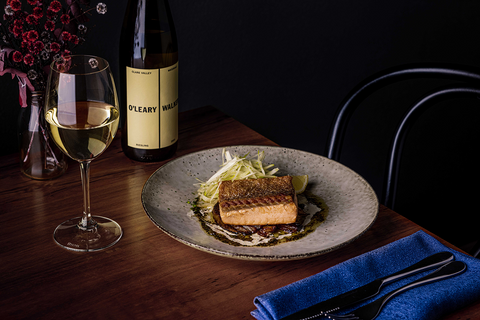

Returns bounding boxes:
[194,149,279,213]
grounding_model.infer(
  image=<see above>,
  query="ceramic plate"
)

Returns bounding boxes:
[142,145,379,261]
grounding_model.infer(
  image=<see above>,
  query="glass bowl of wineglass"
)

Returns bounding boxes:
[45,55,122,252]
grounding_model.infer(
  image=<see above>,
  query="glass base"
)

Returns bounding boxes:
[21,158,67,180]
[53,216,122,252]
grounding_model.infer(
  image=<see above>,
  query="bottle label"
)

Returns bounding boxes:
[126,63,178,149]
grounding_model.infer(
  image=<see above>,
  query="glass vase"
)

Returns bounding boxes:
[18,90,67,180]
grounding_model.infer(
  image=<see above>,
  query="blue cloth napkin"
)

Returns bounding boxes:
[252,231,480,320]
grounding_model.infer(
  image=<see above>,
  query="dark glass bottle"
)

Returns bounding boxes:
[119,0,178,162]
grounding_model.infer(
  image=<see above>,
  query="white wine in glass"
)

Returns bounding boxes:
[45,55,122,252]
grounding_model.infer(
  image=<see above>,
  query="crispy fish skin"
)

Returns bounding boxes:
[220,194,295,212]
[218,176,298,225]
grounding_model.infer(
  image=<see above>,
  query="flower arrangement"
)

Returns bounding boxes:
[0,0,107,106]
[1,0,108,179]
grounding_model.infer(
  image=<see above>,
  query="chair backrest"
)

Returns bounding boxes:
[326,64,480,258]
[326,63,480,209]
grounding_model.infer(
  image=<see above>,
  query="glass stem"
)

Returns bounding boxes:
[79,161,95,230]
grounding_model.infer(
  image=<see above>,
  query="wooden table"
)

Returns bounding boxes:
[1,106,479,319]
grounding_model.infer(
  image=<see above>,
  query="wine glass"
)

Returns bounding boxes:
[45,55,122,252]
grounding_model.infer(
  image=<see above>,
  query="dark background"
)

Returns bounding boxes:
[2,0,480,249]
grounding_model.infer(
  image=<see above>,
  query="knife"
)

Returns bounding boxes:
[328,261,466,320]
[280,251,454,320]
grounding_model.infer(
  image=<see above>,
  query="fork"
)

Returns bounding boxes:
[324,261,466,320]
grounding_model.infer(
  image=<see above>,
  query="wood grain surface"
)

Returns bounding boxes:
[1,106,479,319]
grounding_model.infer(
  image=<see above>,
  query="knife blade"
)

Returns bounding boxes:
[280,251,454,320]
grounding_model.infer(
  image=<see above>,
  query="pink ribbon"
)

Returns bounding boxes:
[1,47,36,108]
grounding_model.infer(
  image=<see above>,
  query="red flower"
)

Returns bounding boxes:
[13,19,23,27]
[27,30,39,42]
[13,9,27,20]
[50,42,61,53]
[12,51,23,63]
[26,14,38,25]
[12,26,23,37]
[48,1,62,13]
[3,12,14,22]
[24,54,35,66]
[9,0,21,11]
[33,40,45,53]
[33,7,43,19]
[60,14,71,25]
[46,9,57,20]
[27,0,39,5]
[61,31,71,41]
[21,40,31,51]
[70,35,79,44]
[44,20,55,31]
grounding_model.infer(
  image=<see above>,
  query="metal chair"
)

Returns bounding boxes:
[326,63,480,258]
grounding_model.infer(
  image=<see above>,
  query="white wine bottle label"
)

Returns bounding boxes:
[126,63,178,149]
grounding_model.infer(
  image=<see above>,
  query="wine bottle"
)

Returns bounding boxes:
[119,0,178,162]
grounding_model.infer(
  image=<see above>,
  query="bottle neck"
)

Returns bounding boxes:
[28,91,45,108]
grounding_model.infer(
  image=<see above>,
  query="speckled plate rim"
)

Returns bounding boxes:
[141,145,379,261]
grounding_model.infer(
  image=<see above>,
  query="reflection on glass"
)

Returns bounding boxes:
[45,55,122,252]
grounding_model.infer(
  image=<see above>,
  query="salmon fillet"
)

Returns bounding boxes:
[218,176,298,225]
